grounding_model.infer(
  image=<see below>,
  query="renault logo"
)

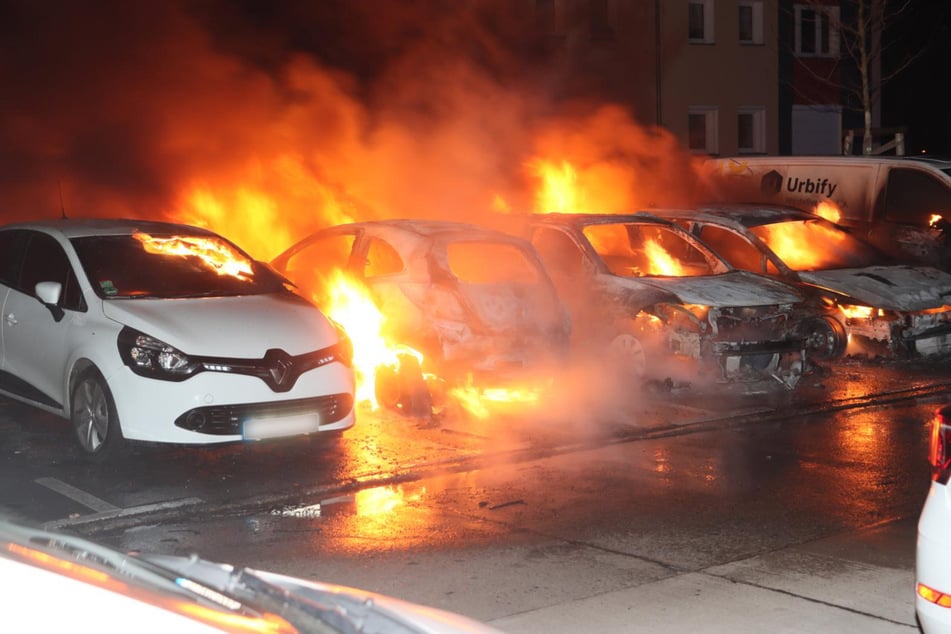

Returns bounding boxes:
[263,349,297,391]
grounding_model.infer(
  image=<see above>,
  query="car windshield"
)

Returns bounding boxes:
[748,219,887,271]
[446,240,541,284]
[582,222,717,277]
[72,233,288,299]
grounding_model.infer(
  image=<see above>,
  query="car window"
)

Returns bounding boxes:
[0,230,26,287]
[531,227,586,277]
[19,232,86,311]
[748,219,885,271]
[699,225,767,273]
[363,237,403,278]
[584,223,714,277]
[71,233,283,299]
[283,233,356,296]
[884,168,951,224]
[446,241,540,284]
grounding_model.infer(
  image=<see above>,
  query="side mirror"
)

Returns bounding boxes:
[35,281,65,322]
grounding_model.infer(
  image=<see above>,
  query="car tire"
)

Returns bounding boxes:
[375,354,432,417]
[803,315,848,360]
[71,369,126,461]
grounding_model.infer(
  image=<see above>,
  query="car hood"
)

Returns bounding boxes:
[624,270,803,307]
[798,266,951,311]
[101,293,339,357]
[142,554,504,634]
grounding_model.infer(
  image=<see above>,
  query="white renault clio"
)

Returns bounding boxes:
[0,219,356,461]
[918,404,951,632]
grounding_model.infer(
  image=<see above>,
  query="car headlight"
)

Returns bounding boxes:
[331,323,354,368]
[117,327,200,381]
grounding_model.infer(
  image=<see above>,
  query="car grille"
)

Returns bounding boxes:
[174,393,354,435]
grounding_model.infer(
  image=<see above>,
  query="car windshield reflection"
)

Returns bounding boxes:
[71,233,287,299]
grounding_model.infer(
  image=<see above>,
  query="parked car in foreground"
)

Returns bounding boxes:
[917,404,951,633]
[0,516,501,633]
[270,220,571,412]
[519,213,816,391]
[0,219,356,460]
[649,204,951,358]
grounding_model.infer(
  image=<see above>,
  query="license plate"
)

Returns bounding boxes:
[243,414,320,440]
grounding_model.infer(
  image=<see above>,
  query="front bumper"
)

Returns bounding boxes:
[104,361,356,444]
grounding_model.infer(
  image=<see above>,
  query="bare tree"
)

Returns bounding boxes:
[786,0,920,154]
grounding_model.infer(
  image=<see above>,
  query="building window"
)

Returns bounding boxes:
[737,107,766,154]
[688,106,719,154]
[688,0,715,44]
[738,1,763,44]
[794,4,839,57]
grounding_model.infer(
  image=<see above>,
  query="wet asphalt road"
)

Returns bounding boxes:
[1,357,949,632]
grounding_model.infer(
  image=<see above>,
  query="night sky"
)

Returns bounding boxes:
[881,1,951,155]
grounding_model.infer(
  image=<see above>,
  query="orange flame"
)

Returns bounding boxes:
[839,305,876,319]
[754,221,850,270]
[530,159,582,214]
[133,233,254,280]
[449,379,543,419]
[814,200,841,223]
[931,214,944,228]
[321,270,423,408]
[644,239,684,276]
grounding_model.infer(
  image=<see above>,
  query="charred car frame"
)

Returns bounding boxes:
[520,213,816,391]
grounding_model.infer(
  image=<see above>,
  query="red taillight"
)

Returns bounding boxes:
[930,406,951,484]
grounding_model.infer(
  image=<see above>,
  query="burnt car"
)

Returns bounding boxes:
[270,220,571,413]
[649,204,951,358]
[521,213,815,391]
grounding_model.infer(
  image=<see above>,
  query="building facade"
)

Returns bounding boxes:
[528,0,879,157]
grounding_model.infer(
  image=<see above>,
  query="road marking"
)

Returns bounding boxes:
[35,477,118,513]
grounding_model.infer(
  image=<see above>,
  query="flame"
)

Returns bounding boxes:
[530,159,582,214]
[839,304,876,319]
[449,378,543,419]
[754,221,850,270]
[931,214,944,228]
[321,270,423,408]
[133,233,254,280]
[644,239,684,276]
[814,200,841,223]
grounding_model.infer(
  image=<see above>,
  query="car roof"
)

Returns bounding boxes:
[647,203,823,228]
[0,217,217,239]
[527,212,679,229]
[711,154,951,171]
[315,218,534,244]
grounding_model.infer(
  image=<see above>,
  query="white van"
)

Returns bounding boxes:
[704,155,951,269]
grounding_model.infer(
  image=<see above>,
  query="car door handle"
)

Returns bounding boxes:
[5,313,17,326]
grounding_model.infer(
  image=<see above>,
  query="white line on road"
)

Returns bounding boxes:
[35,477,118,513]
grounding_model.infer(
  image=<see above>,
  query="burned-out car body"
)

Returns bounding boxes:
[520,213,814,390]
[270,220,572,408]
[652,204,951,357]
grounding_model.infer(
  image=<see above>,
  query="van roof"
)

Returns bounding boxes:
[710,155,951,171]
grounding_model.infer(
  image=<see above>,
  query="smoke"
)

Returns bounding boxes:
[0,0,704,260]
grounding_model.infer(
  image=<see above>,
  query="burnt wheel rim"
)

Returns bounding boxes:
[610,334,646,379]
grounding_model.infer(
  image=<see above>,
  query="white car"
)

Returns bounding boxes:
[918,404,951,633]
[0,219,356,460]
[0,517,501,633]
